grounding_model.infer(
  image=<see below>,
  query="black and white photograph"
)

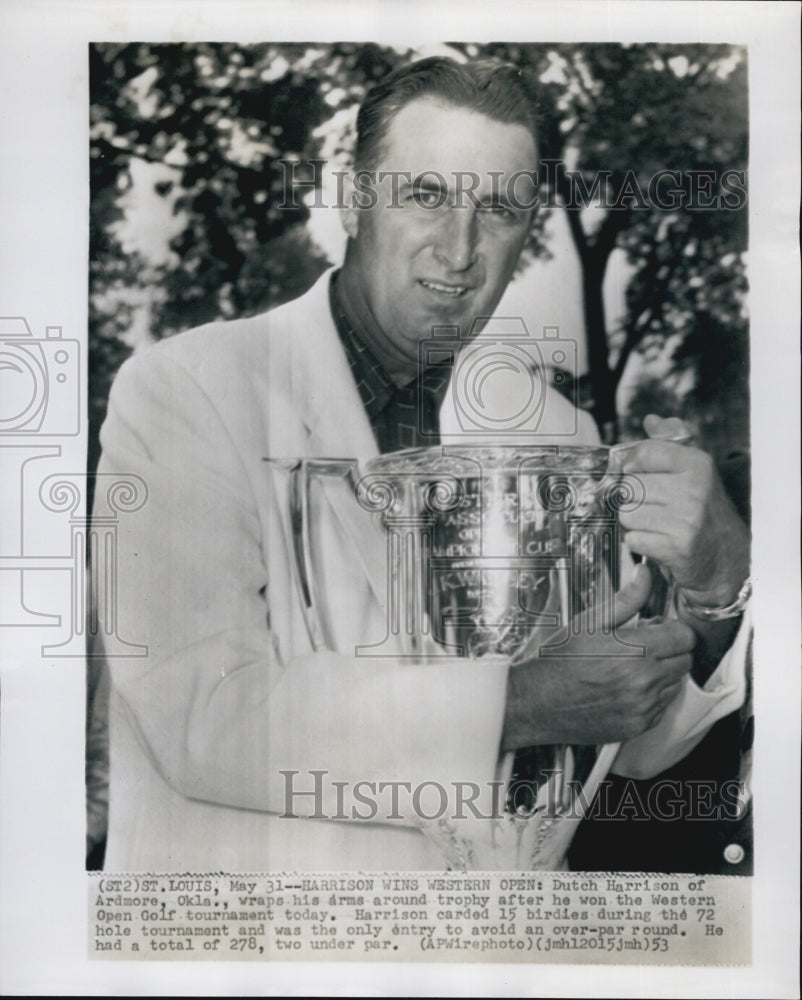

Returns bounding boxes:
[86,38,754,876]
[0,1,798,996]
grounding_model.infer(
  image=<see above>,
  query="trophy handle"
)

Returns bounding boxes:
[266,458,360,652]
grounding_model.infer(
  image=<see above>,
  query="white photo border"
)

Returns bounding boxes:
[0,1,799,996]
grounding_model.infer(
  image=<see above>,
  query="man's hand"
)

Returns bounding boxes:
[502,564,696,749]
[612,414,750,609]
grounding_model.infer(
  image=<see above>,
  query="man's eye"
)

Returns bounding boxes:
[411,188,446,208]
[479,202,512,218]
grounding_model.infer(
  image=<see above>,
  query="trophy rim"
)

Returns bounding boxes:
[364,443,612,476]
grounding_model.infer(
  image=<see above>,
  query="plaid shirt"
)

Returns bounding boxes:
[329,272,450,454]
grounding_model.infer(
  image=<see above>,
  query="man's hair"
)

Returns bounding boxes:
[353,56,541,171]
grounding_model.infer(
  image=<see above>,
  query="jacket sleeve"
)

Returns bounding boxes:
[96,348,509,823]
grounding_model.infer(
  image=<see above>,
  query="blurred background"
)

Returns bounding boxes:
[89,41,749,473]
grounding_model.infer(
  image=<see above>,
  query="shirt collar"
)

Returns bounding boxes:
[329,270,396,421]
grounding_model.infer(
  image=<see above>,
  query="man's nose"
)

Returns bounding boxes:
[433,207,478,272]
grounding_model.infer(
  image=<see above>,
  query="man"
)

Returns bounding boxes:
[94,57,750,871]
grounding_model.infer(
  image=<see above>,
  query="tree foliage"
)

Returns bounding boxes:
[459,42,748,445]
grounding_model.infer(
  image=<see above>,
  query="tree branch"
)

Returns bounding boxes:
[611,237,688,389]
[588,207,630,271]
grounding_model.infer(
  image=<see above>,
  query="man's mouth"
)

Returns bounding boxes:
[418,279,471,298]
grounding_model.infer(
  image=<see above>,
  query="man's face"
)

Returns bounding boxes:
[341,98,537,381]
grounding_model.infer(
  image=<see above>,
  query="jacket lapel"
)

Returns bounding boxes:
[273,270,387,624]
[291,269,379,462]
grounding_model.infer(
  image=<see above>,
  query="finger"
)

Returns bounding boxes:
[659,680,684,707]
[568,561,653,633]
[619,505,690,541]
[643,414,695,443]
[509,569,564,665]
[618,440,700,474]
[637,619,697,659]
[621,529,686,566]
[643,673,685,702]
[602,561,653,627]
[645,676,688,729]
[617,473,689,511]
[652,651,694,684]
[646,701,670,731]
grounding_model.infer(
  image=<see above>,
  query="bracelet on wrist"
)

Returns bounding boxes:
[678,577,752,622]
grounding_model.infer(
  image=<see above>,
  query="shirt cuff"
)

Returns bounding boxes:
[612,601,752,779]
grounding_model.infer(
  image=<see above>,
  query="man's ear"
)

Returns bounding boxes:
[340,172,360,240]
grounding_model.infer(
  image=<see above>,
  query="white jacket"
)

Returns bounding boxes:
[96,269,747,871]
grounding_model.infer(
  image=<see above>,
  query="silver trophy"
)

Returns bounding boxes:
[267,445,646,868]
[360,445,624,655]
